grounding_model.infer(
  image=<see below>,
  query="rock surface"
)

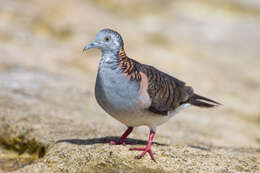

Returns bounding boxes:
[0,0,260,172]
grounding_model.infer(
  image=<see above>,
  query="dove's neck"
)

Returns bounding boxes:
[99,49,127,70]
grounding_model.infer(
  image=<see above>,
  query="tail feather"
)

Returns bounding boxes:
[189,93,221,108]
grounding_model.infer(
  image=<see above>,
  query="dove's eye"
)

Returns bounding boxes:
[105,37,110,42]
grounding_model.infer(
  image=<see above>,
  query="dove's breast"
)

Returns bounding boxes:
[95,67,140,111]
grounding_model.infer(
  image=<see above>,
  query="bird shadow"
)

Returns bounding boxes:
[56,136,167,146]
[188,145,210,151]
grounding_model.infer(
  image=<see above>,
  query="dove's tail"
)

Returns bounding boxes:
[188,93,221,108]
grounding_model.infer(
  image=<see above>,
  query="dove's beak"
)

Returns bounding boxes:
[83,42,99,52]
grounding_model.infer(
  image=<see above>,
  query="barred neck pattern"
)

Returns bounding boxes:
[118,49,141,81]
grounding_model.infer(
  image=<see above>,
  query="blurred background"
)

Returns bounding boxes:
[0,0,260,172]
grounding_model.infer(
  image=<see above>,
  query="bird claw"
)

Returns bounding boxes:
[130,147,155,161]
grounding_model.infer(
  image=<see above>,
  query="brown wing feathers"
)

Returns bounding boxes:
[142,65,191,115]
[117,49,220,115]
[144,67,220,114]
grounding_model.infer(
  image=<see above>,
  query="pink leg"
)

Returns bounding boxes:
[130,130,156,161]
[104,127,133,145]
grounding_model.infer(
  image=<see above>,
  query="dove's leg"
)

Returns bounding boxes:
[105,127,133,145]
[130,129,156,161]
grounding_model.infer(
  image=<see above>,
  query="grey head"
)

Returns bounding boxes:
[83,29,124,54]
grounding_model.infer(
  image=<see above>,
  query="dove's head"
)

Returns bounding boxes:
[83,29,124,54]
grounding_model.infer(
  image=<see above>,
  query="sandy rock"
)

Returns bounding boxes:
[0,0,259,172]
